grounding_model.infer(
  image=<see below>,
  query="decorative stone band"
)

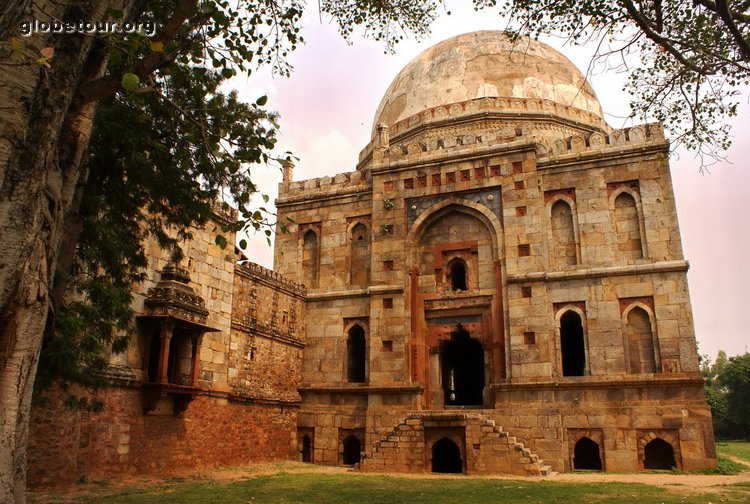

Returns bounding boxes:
[235,260,306,298]
[298,384,423,395]
[491,373,704,390]
[305,284,404,301]
[506,260,689,284]
[377,96,606,148]
[231,317,305,348]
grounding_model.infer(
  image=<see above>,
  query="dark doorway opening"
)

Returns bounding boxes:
[573,437,602,470]
[644,438,676,470]
[440,325,484,406]
[560,311,586,376]
[342,435,361,465]
[347,325,366,383]
[301,435,312,462]
[449,259,468,291]
[431,438,462,473]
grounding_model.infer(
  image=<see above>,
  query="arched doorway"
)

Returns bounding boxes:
[342,435,361,465]
[560,310,586,376]
[439,325,484,406]
[644,438,676,470]
[573,437,602,470]
[431,438,462,473]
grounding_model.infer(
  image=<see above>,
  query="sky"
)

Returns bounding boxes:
[230,3,750,360]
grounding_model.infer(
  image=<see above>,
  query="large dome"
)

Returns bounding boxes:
[371,31,604,138]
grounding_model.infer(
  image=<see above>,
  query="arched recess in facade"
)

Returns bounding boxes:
[609,187,648,260]
[404,197,508,390]
[348,220,371,286]
[622,302,660,374]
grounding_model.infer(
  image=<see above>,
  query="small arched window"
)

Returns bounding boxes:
[448,259,468,291]
[560,310,586,377]
[346,324,366,383]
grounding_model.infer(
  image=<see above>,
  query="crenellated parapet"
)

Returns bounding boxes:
[359,96,610,166]
[277,168,372,202]
[363,121,666,169]
[235,260,306,298]
[538,123,667,160]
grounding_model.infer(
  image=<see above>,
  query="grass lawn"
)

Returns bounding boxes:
[718,440,750,464]
[29,469,750,504]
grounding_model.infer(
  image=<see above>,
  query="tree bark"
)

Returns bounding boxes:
[0,2,114,502]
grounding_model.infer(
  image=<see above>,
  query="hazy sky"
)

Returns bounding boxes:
[231,3,749,360]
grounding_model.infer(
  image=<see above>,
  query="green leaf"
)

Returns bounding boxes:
[121,73,140,92]
[256,95,268,106]
[239,239,247,249]
[214,235,228,249]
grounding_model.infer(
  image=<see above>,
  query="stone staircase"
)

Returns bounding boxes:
[360,411,555,476]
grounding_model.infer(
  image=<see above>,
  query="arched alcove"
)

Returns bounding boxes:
[644,438,676,470]
[439,325,484,405]
[626,306,657,374]
[550,199,577,266]
[560,310,586,377]
[302,229,319,287]
[431,438,462,473]
[573,437,602,470]
[350,222,370,286]
[613,192,643,260]
[342,435,362,465]
[346,324,367,383]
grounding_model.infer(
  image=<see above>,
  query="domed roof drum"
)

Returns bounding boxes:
[371,31,605,140]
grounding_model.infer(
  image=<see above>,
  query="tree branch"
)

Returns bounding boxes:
[715,0,750,62]
[620,0,711,75]
[694,0,750,24]
[76,0,198,104]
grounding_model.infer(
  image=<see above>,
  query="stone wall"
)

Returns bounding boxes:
[28,215,306,488]
[28,387,296,487]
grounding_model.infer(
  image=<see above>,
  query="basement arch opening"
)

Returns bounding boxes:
[644,438,676,470]
[431,438,462,474]
[342,435,362,465]
[573,437,602,471]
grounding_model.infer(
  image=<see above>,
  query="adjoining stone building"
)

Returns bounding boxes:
[274,31,715,474]
[27,30,715,485]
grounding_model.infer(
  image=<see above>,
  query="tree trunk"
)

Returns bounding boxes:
[0,2,113,502]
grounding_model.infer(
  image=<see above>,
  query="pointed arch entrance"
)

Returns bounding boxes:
[439,324,484,406]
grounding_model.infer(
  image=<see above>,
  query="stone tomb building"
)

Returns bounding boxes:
[273,31,715,474]
[27,31,715,485]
